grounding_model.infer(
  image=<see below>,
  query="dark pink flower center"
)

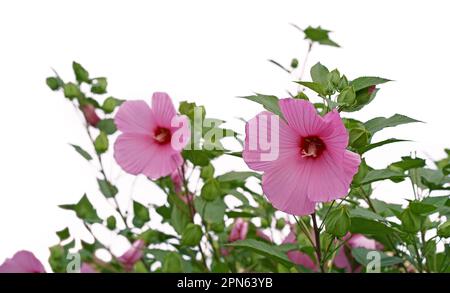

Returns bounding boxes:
[300,136,326,158]
[153,127,171,145]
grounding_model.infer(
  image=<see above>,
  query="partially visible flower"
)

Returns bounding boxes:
[80,263,97,273]
[256,229,271,242]
[283,230,317,271]
[334,233,384,273]
[0,250,45,273]
[170,170,195,214]
[114,92,190,179]
[81,104,100,127]
[117,240,145,271]
[228,218,249,242]
[243,99,360,215]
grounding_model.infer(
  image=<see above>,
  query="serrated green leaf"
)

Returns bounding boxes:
[364,114,421,135]
[59,194,101,224]
[239,94,283,117]
[350,76,391,91]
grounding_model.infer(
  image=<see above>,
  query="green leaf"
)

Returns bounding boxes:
[303,26,340,47]
[296,81,326,96]
[359,138,408,154]
[63,82,82,99]
[389,156,426,171]
[437,221,450,238]
[102,96,123,113]
[59,194,101,224]
[96,119,117,135]
[181,223,203,247]
[226,239,293,267]
[133,201,150,228]
[216,171,259,182]
[194,197,226,224]
[360,169,406,185]
[325,206,351,237]
[239,94,283,117]
[409,201,437,215]
[337,86,356,106]
[46,77,61,91]
[72,61,90,83]
[201,179,221,201]
[310,62,329,85]
[350,206,387,222]
[371,199,403,217]
[140,229,173,245]
[94,131,109,154]
[97,178,118,198]
[350,76,391,92]
[350,217,395,236]
[170,205,190,234]
[364,114,421,135]
[352,247,403,268]
[162,252,183,273]
[91,77,107,94]
[400,208,421,233]
[70,144,92,161]
[56,227,70,241]
[106,216,116,230]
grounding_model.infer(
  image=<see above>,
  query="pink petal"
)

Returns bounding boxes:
[118,240,145,269]
[114,133,182,179]
[278,99,327,137]
[283,231,316,271]
[319,109,349,153]
[262,158,316,215]
[80,263,97,273]
[0,250,45,273]
[334,247,353,272]
[243,111,299,172]
[307,150,360,202]
[151,92,177,128]
[349,234,378,250]
[170,114,191,151]
[115,100,155,135]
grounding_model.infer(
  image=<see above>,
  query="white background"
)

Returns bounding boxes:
[0,0,449,270]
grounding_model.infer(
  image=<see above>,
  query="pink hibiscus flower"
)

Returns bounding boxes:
[243,99,360,215]
[228,218,249,242]
[114,92,190,179]
[283,229,317,271]
[334,233,384,273]
[0,250,46,273]
[117,239,145,271]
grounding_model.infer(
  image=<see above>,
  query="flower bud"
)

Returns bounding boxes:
[82,104,100,127]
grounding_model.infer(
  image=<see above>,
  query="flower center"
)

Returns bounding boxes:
[153,127,171,145]
[300,136,326,158]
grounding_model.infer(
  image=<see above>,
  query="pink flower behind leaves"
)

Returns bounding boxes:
[0,250,45,273]
[228,218,249,242]
[243,99,360,215]
[114,92,190,179]
[334,233,383,273]
[118,240,145,271]
[80,263,97,273]
[283,230,317,271]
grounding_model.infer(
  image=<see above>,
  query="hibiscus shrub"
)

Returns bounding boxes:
[11,25,448,273]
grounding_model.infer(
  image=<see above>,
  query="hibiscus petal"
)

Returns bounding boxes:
[319,109,349,156]
[115,100,155,134]
[152,92,177,128]
[0,251,45,273]
[243,111,299,172]
[307,150,360,202]
[279,99,327,136]
[114,133,157,176]
[170,115,191,151]
[142,148,184,179]
[262,158,316,215]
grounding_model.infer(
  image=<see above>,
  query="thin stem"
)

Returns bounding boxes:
[311,213,324,273]
[318,201,335,231]
[293,216,315,248]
